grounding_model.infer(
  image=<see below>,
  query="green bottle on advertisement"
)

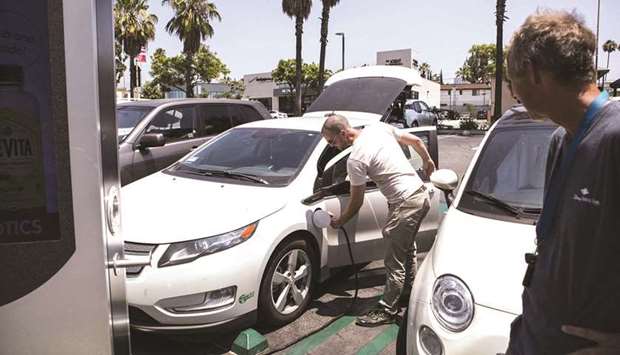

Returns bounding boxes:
[0,65,46,212]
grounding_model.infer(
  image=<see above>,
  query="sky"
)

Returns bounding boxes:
[128,0,620,86]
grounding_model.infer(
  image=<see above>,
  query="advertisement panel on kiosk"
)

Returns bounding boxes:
[0,1,133,354]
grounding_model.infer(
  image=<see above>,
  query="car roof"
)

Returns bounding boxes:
[238,116,370,132]
[116,98,261,108]
[495,105,558,129]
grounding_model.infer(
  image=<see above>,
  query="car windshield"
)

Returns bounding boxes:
[458,125,556,221]
[168,127,321,186]
[116,106,154,142]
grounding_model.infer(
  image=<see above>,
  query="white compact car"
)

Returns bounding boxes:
[122,65,446,332]
[404,106,558,355]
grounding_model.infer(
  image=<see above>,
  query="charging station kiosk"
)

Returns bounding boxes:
[0,1,138,354]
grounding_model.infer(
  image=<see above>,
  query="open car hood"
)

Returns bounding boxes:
[305,77,407,118]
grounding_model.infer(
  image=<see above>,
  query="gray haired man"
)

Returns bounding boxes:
[505,9,620,354]
[321,114,435,326]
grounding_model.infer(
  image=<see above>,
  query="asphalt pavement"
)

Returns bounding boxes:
[131,134,484,355]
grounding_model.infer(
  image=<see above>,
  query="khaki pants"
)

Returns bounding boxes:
[379,186,430,313]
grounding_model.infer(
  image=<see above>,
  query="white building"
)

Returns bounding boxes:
[243,72,279,111]
[376,49,440,108]
[440,83,492,113]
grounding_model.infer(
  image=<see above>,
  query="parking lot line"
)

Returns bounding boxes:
[286,316,355,355]
[355,324,399,355]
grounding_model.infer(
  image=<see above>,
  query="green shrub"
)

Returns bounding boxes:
[460,119,479,130]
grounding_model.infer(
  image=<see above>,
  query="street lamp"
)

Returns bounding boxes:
[335,32,345,71]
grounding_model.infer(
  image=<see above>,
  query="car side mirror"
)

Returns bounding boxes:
[430,169,459,207]
[138,133,165,150]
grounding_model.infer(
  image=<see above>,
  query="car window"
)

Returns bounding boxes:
[116,106,154,142]
[459,126,555,215]
[413,102,422,113]
[232,105,263,126]
[171,128,321,186]
[419,102,429,111]
[145,106,196,142]
[316,152,351,191]
[198,104,232,136]
[402,132,431,181]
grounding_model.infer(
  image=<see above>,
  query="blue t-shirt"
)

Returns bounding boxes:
[509,100,620,354]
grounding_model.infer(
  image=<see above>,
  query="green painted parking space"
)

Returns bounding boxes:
[356,324,399,355]
[286,316,356,355]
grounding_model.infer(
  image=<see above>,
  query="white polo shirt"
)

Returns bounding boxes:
[347,122,423,204]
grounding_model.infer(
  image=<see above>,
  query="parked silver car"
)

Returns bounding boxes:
[404,99,437,127]
[117,99,271,185]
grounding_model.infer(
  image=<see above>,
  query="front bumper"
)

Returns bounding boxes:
[126,233,268,332]
[129,307,257,334]
[408,299,515,355]
[406,252,516,354]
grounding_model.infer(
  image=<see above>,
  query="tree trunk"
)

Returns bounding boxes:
[493,0,505,122]
[318,5,330,93]
[185,53,194,98]
[129,55,135,98]
[295,17,303,116]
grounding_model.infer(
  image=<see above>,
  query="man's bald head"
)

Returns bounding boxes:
[322,114,351,135]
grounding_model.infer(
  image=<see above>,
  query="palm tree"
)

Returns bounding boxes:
[419,62,431,79]
[318,0,340,93]
[162,0,222,97]
[603,40,617,68]
[493,0,507,121]
[114,0,157,98]
[282,0,313,115]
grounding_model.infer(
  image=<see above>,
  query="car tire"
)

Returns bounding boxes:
[258,237,317,327]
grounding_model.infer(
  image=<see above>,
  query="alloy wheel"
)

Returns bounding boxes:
[270,249,312,315]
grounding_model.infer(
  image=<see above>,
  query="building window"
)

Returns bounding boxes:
[472,89,479,96]
[459,90,463,95]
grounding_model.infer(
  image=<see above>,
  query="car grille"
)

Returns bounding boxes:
[128,306,161,326]
[124,242,157,277]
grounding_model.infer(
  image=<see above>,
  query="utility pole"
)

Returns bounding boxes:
[595,0,601,87]
[493,0,507,121]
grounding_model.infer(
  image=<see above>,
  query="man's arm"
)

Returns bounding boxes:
[397,132,436,177]
[331,184,365,228]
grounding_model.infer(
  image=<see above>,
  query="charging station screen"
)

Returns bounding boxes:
[0,4,61,243]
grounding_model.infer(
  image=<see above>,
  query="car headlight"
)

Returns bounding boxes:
[431,274,474,332]
[158,222,258,267]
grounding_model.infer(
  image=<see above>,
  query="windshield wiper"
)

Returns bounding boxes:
[464,190,524,218]
[212,170,269,185]
[175,164,268,185]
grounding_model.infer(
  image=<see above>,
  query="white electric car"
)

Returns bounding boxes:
[404,106,558,355]
[122,66,446,332]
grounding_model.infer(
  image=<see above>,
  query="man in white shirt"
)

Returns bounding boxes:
[322,114,435,326]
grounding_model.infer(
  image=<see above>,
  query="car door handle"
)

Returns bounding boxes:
[106,252,152,276]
